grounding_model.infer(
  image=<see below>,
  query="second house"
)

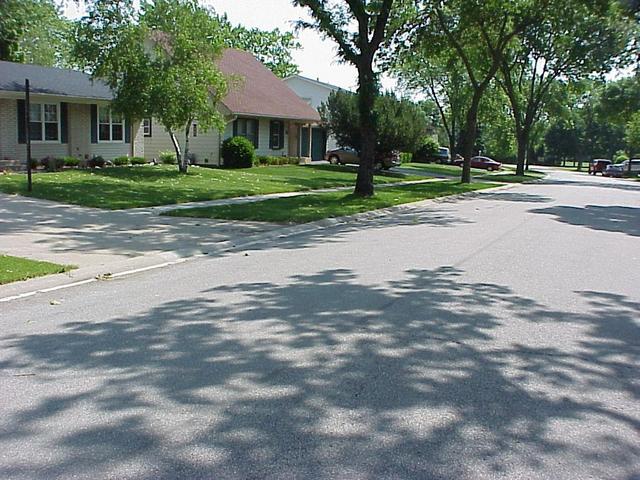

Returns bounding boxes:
[144,49,321,165]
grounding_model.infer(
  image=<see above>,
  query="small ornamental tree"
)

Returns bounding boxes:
[74,0,228,173]
[320,90,427,154]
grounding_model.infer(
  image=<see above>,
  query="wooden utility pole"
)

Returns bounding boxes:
[25,79,32,192]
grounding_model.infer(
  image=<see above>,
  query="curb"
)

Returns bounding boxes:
[0,182,515,303]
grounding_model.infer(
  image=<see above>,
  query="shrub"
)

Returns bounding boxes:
[221,136,255,168]
[87,155,105,168]
[63,156,80,168]
[159,151,177,164]
[413,138,439,163]
[613,150,629,164]
[130,156,146,165]
[253,155,300,167]
[113,156,130,166]
[41,156,65,172]
[399,152,412,163]
[28,158,39,169]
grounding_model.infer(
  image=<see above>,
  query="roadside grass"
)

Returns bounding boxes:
[163,181,496,223]
[0,165,425,210]
[478,171,545,183]
[0,255,74,285]
[401,162,485,175]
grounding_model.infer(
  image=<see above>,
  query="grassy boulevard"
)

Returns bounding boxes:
[0,164,424,210]
[0,255,74,285]
[163,181,496,223]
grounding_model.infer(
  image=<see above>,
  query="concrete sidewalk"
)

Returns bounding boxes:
[0,193,281,298]
[0,177,443,299]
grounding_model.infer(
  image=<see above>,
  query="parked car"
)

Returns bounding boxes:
[588,159,612,175]
[453,155,502,171]
[603,159,640,178]
[413,146,451,164]
[326,147,400,169]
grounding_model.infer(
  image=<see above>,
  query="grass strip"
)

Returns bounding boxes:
[0,165,424,210]
[0,254,74,285]
[163,181,496,223]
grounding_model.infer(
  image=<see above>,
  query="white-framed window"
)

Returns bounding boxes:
[98,106,124,142]
[143,118,152,137]
[29,103,59,142]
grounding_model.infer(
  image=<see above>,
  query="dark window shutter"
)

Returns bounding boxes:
[124,117,131,143]
[269,121,275,149]
[90,105,98,143]
[254,119,259,148]
[60,102,68,144]
[147,118,152,137]
[233,119,238,137]
[279,121,284,150]
[17,99,26,144]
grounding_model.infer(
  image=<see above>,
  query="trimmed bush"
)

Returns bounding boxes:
[613,150,629,164]
[87,156,105,168]
[221,136,255,169]
[113,156,130,166]
[41,156,65,172]
[159,151,177,165]
[62,156,80,168]
[399,152,412,163]
[28,158,39,169]
[253,155,300,167]
[130,156,146,165]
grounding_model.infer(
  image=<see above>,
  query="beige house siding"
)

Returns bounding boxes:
[0,98,141,168]
[0,98,18,165]
[144,119,222,166]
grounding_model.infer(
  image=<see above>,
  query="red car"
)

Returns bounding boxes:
[588,159,612,175]
[453,156,502,171]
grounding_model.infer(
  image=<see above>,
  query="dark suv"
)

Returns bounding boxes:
[588,159,612,175]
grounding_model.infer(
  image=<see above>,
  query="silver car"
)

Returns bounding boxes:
[604,159,640,178]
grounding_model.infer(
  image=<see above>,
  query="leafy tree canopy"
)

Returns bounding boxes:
[320,90,428,154]
[0,0,73,67]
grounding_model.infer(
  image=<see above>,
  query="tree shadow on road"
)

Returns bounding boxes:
[0,269,638,479]
[531,205,640,237]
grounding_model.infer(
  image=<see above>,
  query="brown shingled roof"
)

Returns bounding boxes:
[218,49,320,123]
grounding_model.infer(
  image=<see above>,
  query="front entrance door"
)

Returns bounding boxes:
[301,126,327,161]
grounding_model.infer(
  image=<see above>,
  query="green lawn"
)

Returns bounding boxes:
[401,162,486,175]
[163,181,496,223]
[478,171,545,183]
[0,255,74,285]
[0,164,424,210]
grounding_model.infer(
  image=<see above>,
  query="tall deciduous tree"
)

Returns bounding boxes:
[394,48,469,159]
[498,0,630,176]
[411,0,543,183]
[0,0,73,67]
[221,20,301,78]
[293,0,397,196]
[74,0,227,173]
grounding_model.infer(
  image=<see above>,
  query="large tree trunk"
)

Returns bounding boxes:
[354,63,377,197]
[182,122,192,174]
[515,130,528,176]
[460,92,481,184]
[168,129,186,173]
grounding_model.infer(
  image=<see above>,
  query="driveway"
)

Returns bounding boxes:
[0,169,638,479]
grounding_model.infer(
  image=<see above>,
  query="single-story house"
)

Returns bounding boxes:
[143,49,321,165]
[283,74,344,160]
[0,61,144,170]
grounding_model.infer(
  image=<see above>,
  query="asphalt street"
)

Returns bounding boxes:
[1,168,638,479]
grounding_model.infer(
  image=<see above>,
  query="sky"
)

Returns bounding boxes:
[64,0,396,92]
